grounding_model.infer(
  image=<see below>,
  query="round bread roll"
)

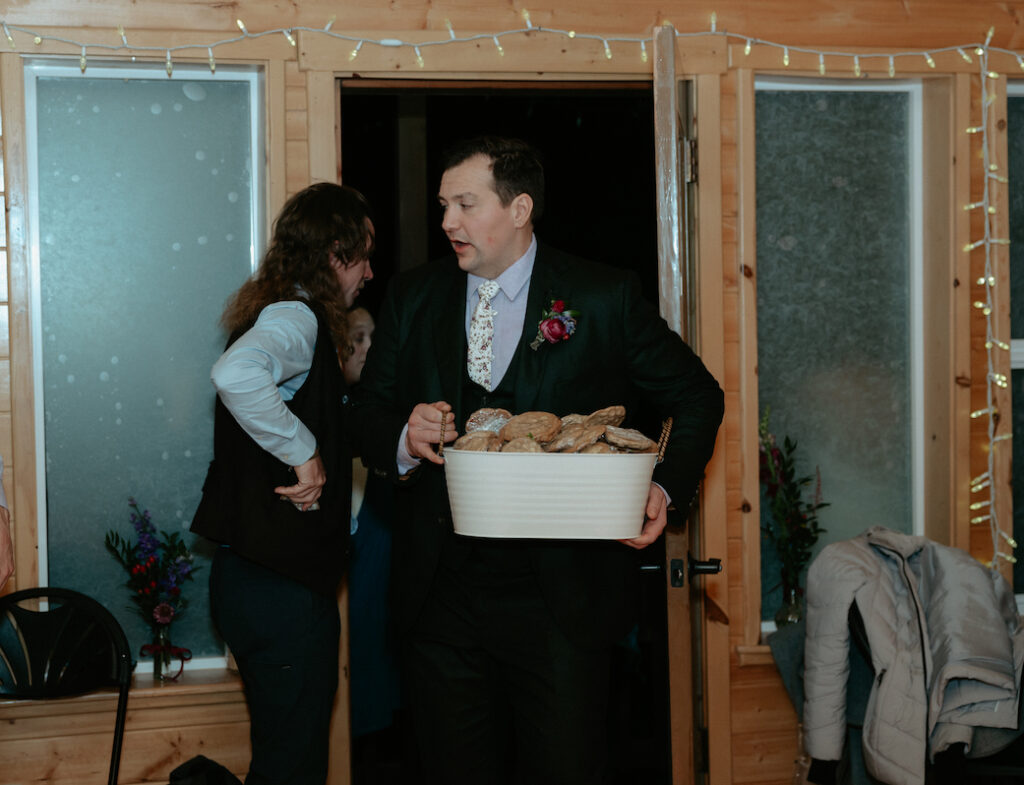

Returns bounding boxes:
[502,436,544,452]
[499,411,562,443]
[572,424,608,451]
[465,407,513,434]
[560,413,587,427]
[604,425,657,452]
[583,405,626,429]
[544,422,584,452]
[580,441,615,454]
[452,430,502,451]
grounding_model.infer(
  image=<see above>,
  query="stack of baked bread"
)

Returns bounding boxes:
[451,405,658,454]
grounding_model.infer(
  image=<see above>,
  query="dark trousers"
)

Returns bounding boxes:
[406,542,611,785]
[210,548,340,785]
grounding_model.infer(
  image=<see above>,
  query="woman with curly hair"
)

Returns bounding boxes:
[192,182,374,785]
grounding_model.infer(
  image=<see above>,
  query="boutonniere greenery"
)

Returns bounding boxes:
[529,298,579,350]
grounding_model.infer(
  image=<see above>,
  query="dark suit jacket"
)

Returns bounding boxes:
[353,244,724,646]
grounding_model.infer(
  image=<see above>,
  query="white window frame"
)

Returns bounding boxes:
[23,59,265,669]
[754,77,925,632]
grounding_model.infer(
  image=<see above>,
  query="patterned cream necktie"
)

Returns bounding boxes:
[467,280,501,391]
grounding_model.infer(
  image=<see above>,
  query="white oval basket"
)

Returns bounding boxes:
[444,449,658,539]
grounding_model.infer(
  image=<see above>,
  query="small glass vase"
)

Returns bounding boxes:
[152,625,173,681]
[774,585,803,627]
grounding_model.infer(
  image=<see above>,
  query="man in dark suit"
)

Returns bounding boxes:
[353,136,723,785]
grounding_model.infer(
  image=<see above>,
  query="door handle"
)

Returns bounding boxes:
[669,552,722,587]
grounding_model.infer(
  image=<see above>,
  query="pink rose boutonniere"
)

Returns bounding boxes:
[530,299,580,350]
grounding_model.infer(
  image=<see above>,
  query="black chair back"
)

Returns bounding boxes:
[0,587,132,785]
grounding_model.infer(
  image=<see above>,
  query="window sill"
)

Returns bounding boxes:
[0,666,249,785]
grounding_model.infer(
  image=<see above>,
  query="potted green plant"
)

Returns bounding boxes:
[759,409,828,626]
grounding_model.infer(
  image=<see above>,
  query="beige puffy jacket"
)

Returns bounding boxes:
[803,526,1023,785]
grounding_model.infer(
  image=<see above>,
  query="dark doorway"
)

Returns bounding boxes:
[340,82,672,785]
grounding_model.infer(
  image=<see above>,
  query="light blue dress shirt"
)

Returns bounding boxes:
[397,237,538,473]
[210,300,319,467]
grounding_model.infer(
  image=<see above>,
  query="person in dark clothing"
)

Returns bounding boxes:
[353,137,723,784]
[192,182,375,785]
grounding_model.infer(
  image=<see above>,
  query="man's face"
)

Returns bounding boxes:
[331,219,375,308]
[438,154,523,279]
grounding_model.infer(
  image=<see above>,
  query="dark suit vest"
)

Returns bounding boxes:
[191,304,351,597]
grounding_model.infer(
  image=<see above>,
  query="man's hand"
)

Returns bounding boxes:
[274,450,326,511]
[0,507,13,589]
[619,484,669,550]
[406,402,457,465]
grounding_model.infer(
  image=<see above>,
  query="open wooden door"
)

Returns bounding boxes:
[653,24,726,785]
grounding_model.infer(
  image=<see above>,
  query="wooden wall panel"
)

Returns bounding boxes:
[0,3,1014,784]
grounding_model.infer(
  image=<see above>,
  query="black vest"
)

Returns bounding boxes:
[191,305,351,597]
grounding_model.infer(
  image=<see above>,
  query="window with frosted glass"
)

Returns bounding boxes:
[755,85,915,620]
[30,64,262,659]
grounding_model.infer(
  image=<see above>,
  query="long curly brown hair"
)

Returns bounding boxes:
[221,183,375,355]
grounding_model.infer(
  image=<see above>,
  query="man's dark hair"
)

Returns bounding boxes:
[440,136,545,223]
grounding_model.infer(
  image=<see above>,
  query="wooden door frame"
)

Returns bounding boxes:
[325,25,732,785]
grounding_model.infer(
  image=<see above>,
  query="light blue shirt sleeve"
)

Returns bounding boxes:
[210,300,319,466]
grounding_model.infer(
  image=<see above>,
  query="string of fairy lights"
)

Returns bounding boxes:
[967,30,1015,568]
[0,11,1016,566]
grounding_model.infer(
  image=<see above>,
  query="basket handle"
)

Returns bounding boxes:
[438,411,447,459]
[656,417,673,463]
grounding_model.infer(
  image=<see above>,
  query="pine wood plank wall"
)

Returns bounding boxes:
[0,3,1018,784]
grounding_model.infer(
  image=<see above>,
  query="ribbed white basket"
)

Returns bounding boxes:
[444,449,658,539]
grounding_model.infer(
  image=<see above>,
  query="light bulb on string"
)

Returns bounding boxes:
[970,499,992,510]
[282,29,296,47]
[1018,55,1024,71]
[986,26,995,46]
[819,53,825,75]
[492,36,504,57]
[782,46,789,66]
[888,55,895,78]
[710,12,717,33]
[79,46,87,72]
[998,551,1018,564]
[522,9,533,29]
[640,40,648,63]
[925,52,936,68]
[973,514,993,524]
[988,70,1000,79]
[348,41,363,61]
[603,39,613,60]
[324,15,336,32]
[853,55,861,77]
[958,47,973,63]
[3,24,14,48]
[1000,530,1018,549]
[117,25,127,45]
[744,39,752,56]
[995,433,1014,442]
[415,45,424,68]
[207,47,216,72]
[236,19,248,35]
[165,49,173,77]
[445,19,455,39]
[971,406,995,418]
[965,239,986,251]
